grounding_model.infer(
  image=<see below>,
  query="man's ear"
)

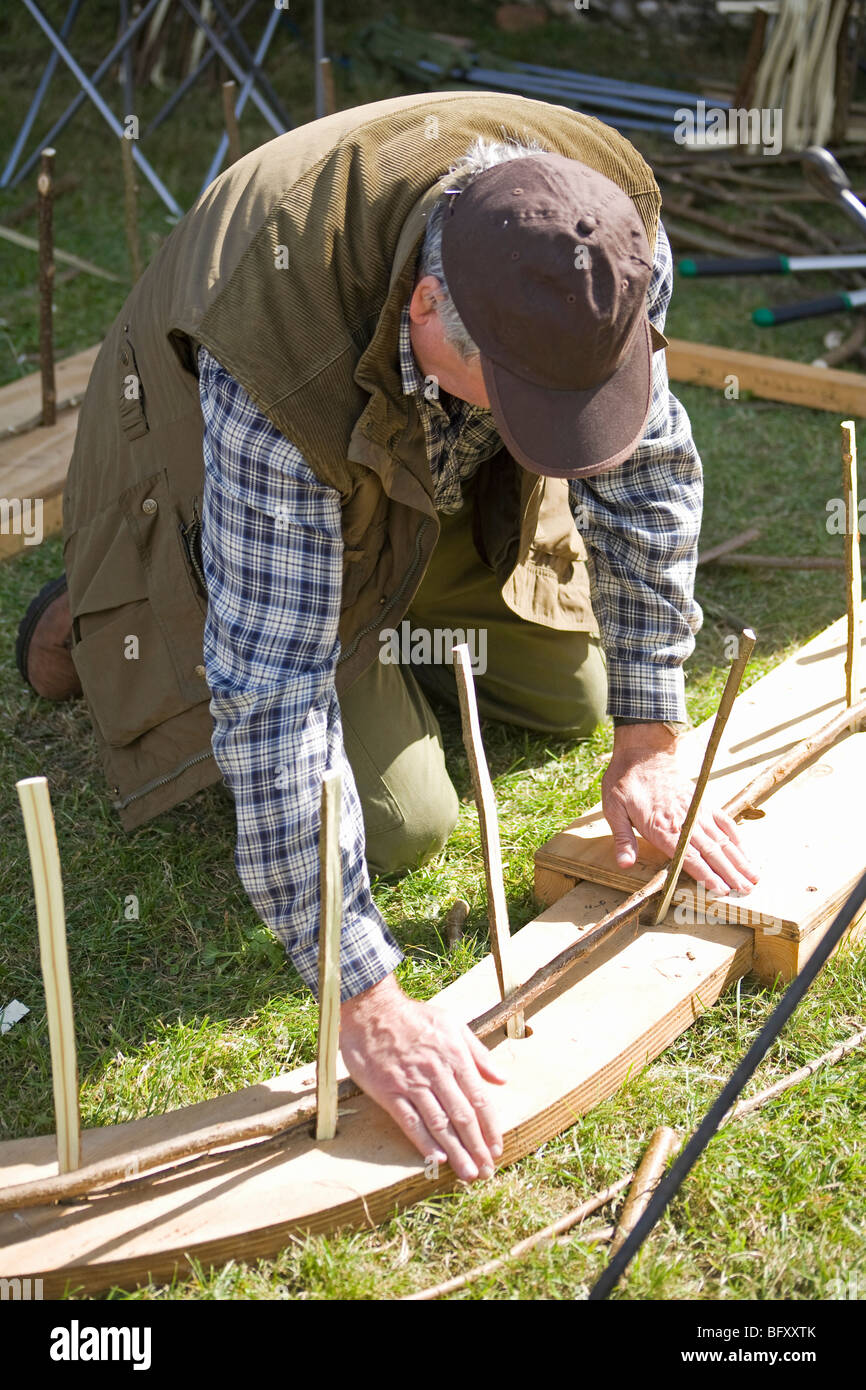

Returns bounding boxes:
[409,274,443,322]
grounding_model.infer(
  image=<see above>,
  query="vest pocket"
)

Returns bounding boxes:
[72,599,206,747]
[118,333,149,441]
[68,470,210,746]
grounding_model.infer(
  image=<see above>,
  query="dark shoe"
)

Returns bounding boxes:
[15,574,82,701]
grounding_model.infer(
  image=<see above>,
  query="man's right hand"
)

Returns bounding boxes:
[340,973,507,1182]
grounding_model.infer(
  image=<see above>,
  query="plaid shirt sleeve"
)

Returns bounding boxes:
[197,346,404,1001]
[568,220,703,724]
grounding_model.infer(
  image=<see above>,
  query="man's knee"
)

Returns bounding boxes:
[364,776,459,878]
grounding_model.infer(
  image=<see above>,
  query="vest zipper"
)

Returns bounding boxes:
[112,747,215,812]
[338,515,433,668]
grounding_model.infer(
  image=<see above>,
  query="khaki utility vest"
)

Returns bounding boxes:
[62,91,661,829]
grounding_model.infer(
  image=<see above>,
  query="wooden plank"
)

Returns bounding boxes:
[0,889,750,1296]
[0,346,96,438]
[0,409,78,561]
[666,337,866,415]
[535,608,866,953]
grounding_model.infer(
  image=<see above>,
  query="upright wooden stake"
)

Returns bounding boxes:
[120,136,142,284]
[37,147,56,428]
[316,770,342,1142]
[842,420,861,706]
[453,645,525,1039]
[320,58,336,116]
[221,80,242,167]
[653,628,756,925]
[16,776,80,1173]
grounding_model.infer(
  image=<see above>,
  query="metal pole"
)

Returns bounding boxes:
[176,0,284,136]
[11,0,162,188]
[21,0,182,218]
[1,0,81,187]
[199,4,281,195]
[144,0,259,137]
[209,0,291,129]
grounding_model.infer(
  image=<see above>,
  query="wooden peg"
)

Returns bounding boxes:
[120,136,142,283]
[609,1126,680,1257]
[842,420,861,707]
[653,628,756,925]
[453,645,525,1039]
[320,58,336,117]
[16,776,80,1173]
[315,770,342,1142]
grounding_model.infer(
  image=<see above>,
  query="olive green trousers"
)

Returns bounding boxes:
[339,489,607,877]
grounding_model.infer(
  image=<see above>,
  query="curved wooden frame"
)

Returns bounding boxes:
[0,886,750,1297]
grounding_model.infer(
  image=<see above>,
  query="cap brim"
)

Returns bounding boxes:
[481,315,654,479]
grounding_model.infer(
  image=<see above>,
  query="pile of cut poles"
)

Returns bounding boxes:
[669,144,866,350]
[357,18,727,138]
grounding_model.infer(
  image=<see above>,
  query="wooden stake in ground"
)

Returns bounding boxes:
[221,80,242,167]
[15,776,80,1173]
[609,1126,680,1256]
[453,644,525,1039]
[120,136,142,284]
[316,770,342,1142]
[842,419,861,706]
[320,58,336,116]
[37,148,56,428]
[653,627,757,925]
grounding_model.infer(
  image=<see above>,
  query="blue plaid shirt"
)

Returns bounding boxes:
[197,219,702,1000]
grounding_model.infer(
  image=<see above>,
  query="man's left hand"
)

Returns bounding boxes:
[601,722,759,897]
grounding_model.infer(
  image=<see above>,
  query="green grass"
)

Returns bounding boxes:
[1,2,865,1302]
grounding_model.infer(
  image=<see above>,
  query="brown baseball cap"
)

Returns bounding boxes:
[439,152,666,479]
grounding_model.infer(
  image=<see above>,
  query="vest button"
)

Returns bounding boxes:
[141,498,158,515]
[120,350,130,366]
[194,664,207,679]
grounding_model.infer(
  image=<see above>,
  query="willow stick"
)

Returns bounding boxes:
[15,776,79,1173]
[609,1126,680,1256]
[316,770,342,1142]
[723,691,866,818]
[722,1024,866,1124]
[842,420,862,707]
[709,554,844,571]
[472,691,866,1040]
[697,526,762,565]
[37,148,56,428]
[403,1177,631,1301]
[653,628,756,924]
[453,644,524,1039]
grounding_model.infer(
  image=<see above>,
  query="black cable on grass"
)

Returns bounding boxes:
[588,866,866,1301]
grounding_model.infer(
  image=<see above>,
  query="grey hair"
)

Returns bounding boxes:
[418,134,547,361]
